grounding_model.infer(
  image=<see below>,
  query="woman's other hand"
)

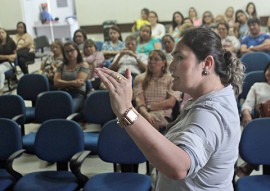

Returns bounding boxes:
[241,111,252,126]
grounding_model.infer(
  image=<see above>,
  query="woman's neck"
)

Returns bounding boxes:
[151,22,157,27]
[111,39,118,44]
[141,38,150,44]
[190,77,224,100]
[54,53,62,59]
[151,71,163,78]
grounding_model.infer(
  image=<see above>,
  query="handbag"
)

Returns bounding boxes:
[17,47,30,57]
[256,100,270,117]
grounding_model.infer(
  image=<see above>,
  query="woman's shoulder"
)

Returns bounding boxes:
[134,72,146,82]
[253,82,269,88]
[80,61,90,68]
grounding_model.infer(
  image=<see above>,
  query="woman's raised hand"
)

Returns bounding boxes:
[94,67,133,117]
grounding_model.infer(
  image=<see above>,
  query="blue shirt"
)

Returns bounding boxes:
[241,33,270,54]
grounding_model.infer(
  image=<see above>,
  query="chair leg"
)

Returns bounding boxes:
[146,161,154,175]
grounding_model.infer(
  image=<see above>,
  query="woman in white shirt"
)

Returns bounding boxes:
[241,63,270,126]
[149,11,166,40]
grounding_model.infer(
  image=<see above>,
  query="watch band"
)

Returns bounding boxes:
[117,107,139,128]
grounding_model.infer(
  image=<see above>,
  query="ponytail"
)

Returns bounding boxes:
[221,49,245,96]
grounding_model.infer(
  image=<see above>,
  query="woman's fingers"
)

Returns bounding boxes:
[95,68,116,91]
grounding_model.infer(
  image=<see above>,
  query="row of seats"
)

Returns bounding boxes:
[0,90,115,154]
[0,118,152,191]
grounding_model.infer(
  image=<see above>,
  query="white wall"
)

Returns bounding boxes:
[75,0,270,26]
[0,0,23,30]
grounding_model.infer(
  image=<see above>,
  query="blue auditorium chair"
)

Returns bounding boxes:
[0,118,24,191]
[0,94,26,135]
[83,119,151,191]
[14,119,90,191]
[22,91,74,154]
[236,118,270,191]
[68,90,115,154]
[17,74,49,123]
[240,52,270,73]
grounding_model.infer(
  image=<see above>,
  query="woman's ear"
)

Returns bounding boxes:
[203,55,214,71]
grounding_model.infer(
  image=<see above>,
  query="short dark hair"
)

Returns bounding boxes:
[247,17,260,26]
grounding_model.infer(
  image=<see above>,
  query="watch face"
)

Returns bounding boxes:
[126,109,139,122]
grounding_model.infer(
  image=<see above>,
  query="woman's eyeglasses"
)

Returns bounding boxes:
[148,57,162,62]
[65,49,76,54]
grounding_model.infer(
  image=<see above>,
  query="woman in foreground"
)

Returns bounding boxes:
[95,27,244,190]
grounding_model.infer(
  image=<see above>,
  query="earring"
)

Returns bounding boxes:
[202,69,208,76]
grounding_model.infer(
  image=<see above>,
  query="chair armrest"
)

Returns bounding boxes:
[70,150,91,187]
[6,149,25,181]
[12,114,25,124]
[67,113,82,121]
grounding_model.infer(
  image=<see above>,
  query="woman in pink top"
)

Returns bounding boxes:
[188,7,202,27]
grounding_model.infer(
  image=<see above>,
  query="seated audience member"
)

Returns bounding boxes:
[149,11,166,39]
[168,11,184,40]
[12,22,35,74]
[237,62,270,177]
[214,15,226,28]
[0,28,17,93]
[40,40,63,89]
[102,25,125,61]
[240,18,270,56]
[201,11,216,31]
[132,8,150,33]
[246,2,258,19]
[241,62,270,126]
[110,35,147,79]
[217,22,240,55]
[73,29,87,52]
[137,24,161,55]
[183,17,193,25]
[133,50,180,131]
[83,39,105,78]
[188,7,202,27]
[83,39,105,90]
[54,42,89,112]
[224,6,235,35]
[179,18,195,38]
[161,34,175,64]
[234,9,249,40]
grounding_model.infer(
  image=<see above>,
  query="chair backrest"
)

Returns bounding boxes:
[17,74,49,105]
[34,35,50,53]
[238,71,265,100]
[240,52,270,73]
[0,94,25,125]
[0,118,22,160]
[35,119,84,162]
[98,119,147,164]
[239,118,270,165]
[82,90,115,126]
[95,41,103,51]
[35,91,74,123]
